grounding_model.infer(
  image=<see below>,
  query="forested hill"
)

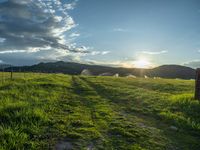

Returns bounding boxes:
[2,61,196,79]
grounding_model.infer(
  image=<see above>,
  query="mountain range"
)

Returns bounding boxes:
[1,61,196,79]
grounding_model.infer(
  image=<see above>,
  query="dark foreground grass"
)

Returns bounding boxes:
[0,73,200,150]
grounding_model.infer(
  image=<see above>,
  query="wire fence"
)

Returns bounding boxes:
[0,71,50,83]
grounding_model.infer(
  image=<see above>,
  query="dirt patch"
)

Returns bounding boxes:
[55,141,73,150]
[87,143,94,150]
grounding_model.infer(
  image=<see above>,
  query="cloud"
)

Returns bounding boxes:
[113,28,128,32]
[67,44,110,56]
[183,60,200,68]
[90,51,110,56]
[84,59,126,67]
[69,33,80,38]
[0,50,26,54]
[141,50,168,55]
[0,37,6,43]
[0,0,89,65]
[84,58,154,68]
[101,51,110,55]
[63,0,78,10]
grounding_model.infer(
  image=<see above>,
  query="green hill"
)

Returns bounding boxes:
[3,61,196,79]
[0,73,200,149]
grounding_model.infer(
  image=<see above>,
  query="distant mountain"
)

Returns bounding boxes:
[2,61,196,79]
[0,64,12,69]
[147,65,196,79]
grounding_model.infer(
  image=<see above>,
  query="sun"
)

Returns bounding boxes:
[134,58,151,68]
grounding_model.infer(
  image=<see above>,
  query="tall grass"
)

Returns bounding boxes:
[0,74,200,149]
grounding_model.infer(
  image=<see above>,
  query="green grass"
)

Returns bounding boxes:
[0,73,200,150]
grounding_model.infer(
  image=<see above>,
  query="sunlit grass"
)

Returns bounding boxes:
[0,73,200,149]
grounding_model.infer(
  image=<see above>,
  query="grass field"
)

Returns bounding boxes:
[0,73,200,150]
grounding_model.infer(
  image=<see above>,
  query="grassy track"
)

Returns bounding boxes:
[0,73,200,149]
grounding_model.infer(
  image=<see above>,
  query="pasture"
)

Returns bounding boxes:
[0,73,200,150]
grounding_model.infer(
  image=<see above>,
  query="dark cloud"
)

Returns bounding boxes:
[0,0,87,64]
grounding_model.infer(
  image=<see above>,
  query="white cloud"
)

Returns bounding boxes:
[0,50,26,54]
[54,16,63,22]
[102,51,110,55]
[141,50,168,55]
[63,1,77,10]
[0,37,6,43]
[90,51,101,55]
[90,51,110,56]
[70,33,80,38]
[113,28,128,32]
[74,46,90,52]
[0,0,93,65]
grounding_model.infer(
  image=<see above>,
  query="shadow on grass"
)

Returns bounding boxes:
[80,76,200,150]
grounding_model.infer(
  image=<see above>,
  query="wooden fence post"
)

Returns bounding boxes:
[1,70,3,84]
[195,68,200,100]
[11,71,13,80]
[10,66,13,80]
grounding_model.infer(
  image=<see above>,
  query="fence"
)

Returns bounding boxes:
[0,71,49,83]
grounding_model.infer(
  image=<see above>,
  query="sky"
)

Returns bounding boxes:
[0,0,200,68]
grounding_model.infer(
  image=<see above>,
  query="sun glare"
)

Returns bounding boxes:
[134,58,151,68]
